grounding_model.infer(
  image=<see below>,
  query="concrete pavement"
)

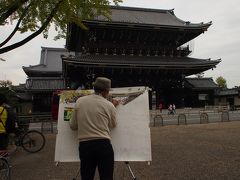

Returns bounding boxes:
[9,121,240,180]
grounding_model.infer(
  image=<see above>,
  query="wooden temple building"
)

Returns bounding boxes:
[63,6,220,109]
[23,6,221,112]
[23,47,73,112]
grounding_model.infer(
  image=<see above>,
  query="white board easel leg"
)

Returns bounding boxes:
[125,161,137,180]
[72,169,80,180]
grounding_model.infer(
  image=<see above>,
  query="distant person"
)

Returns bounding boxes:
[168,104,173,115]
[173,104,176,114]
[69,77,119,180]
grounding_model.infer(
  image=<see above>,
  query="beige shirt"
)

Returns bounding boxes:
[69,94,117,142]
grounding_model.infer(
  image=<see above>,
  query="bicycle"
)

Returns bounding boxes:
[0,151,10,180]
[0,124,45,180]
[10,122,46,153]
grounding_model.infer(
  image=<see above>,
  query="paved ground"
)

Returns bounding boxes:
[9,121,240,180]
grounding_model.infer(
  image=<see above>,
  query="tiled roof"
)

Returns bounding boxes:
[185,78,219,89]
[87,6,211,28]
[23,47,74,76]
[63,54,220,69]
[216,89,239,96]
[25,78,65,91]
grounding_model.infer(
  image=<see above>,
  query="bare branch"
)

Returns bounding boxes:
[0,0,64,54]
[0,2,32,48]
[0,0,30,24]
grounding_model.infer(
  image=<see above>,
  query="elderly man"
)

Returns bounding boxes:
[70,77,118,180]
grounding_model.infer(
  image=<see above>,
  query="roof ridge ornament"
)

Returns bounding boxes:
[168,8,175,15]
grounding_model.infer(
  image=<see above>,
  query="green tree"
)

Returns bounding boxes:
[0,0,122,54]
[0,80,18,107]
[216,76,227,88]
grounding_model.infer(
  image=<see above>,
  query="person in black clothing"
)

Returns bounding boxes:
[0,93,17,151]
[0,93,8,150]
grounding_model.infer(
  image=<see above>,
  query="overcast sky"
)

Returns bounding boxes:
[0,0,239,88]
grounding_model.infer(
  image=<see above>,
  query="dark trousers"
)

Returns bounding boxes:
[79,139,114,180]
[0,133,8,150]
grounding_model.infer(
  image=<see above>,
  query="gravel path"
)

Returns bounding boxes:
[10,121,240,180]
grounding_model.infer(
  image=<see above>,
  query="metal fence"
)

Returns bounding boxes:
[17,113,53,133]
[151,109,240,127]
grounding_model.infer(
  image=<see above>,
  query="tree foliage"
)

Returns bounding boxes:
[0,0,122,54]
[216,76,227,88]
[0,79,12,87]
[0,80,18,107]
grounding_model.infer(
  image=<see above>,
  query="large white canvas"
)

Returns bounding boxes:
[55,87,152,162]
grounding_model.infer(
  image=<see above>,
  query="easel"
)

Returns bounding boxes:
[125,161,137,180]
[72,161,137,180]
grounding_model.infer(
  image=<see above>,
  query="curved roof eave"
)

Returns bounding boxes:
[84,20,211,31]
[23,65,61,76]
[62,56,221,69]
[63,61,219,69]
[22,64,45,73]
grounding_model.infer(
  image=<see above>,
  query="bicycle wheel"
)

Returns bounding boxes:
[0,158,10,180]
[21,130,46,153]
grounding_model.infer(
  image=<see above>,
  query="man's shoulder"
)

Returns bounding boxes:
[102,99,116,109]
[76,94,93,102]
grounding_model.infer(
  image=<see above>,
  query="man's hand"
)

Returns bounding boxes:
[112,99,120,107]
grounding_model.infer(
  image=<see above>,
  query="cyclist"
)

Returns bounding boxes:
[0,93,9,151]
[0,93,16,151]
